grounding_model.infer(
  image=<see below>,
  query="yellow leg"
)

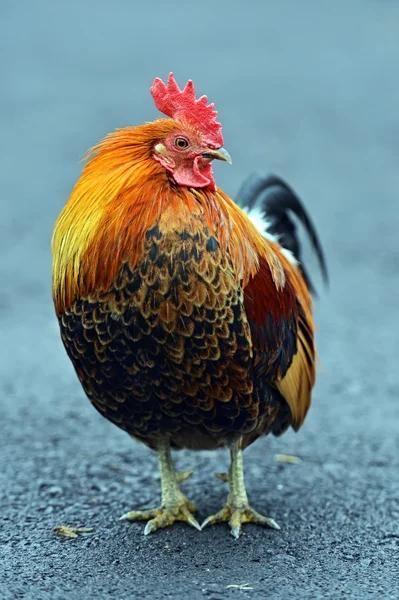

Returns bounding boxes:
[202,440,280,538]
[119,440,200,535]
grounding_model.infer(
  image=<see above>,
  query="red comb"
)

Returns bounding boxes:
[150,73,224,148]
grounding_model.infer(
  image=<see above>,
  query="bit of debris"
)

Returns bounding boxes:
[227,583,254,590]
[215,471,229,482]
[54,525,94,538]
[274,454,302,464]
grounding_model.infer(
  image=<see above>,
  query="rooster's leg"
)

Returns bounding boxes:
[119,439,200,535]
[202,439,280,538]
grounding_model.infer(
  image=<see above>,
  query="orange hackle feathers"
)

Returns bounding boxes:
[52,120,175,315]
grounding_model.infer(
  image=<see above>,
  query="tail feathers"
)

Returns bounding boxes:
[236,173,328,295]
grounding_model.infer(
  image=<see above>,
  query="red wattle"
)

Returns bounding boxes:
[173,158,215,190]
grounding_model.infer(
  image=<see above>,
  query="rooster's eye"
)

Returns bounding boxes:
[174,137,189,149]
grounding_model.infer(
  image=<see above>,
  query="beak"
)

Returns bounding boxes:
[201,147,232,164]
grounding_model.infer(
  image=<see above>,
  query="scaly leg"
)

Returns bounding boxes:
[119,439,200,534]
[202,439,280,538]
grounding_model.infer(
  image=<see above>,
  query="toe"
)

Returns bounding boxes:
[242,508,281,530]
[229,508,245,538]
[201,506,231,529]
[176,469,194,483]
[119,508,160,522]
[180,506,201,531]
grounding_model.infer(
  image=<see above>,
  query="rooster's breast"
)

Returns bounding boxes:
[59,222,284,449]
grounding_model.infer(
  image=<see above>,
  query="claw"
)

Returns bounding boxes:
[264,517,280,530]
[184,510,202,532]
[144,521,156,536]
[231,525,241,539]
[201,516,212,530]
[119,512,130,521]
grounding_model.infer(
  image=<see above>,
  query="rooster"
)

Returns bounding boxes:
[52,73,327,538]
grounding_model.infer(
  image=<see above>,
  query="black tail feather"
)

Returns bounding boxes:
[236,173,329,295]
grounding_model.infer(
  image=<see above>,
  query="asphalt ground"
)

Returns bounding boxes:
[1,1,398,598]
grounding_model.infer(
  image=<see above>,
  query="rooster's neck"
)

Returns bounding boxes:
[52,155,286,316]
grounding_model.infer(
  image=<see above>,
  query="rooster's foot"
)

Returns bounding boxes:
[119,440,199,534]
[201,503,280,539]
[120,493,200,535]
[205,440,280,538]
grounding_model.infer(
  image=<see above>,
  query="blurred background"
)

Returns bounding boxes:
[1,1,398,597]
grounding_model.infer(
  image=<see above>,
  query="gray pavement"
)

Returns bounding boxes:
[1,1,398,598]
